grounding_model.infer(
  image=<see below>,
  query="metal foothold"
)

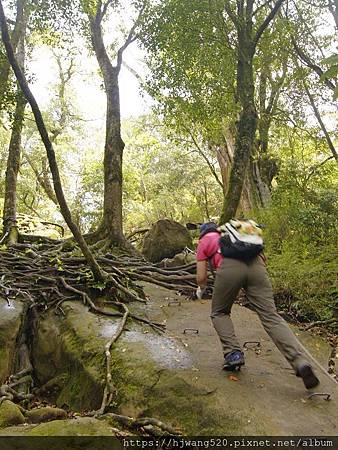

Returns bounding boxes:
[308,393,331,401]
[183,328,199,334]
[168,300,181,306]
[243,341,261,349]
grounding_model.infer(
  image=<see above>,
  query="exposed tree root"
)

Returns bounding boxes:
[303,318,337,332]
[99,302,129,415]
[0,239,198,421]
[104,412,181,436]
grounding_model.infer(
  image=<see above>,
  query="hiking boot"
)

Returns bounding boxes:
[223,350,245,371]
[296,363,319,389]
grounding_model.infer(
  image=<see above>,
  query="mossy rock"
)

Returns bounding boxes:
[0,299,26,384]
[32,303,106,411]
[142,219,193,262]
[0,401,25,427]
[32,300,256,434]
[112,341,250,435]
[26,407,67,424]
[0,417,120,449]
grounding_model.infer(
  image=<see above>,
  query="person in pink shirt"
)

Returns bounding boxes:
[195,221,319,389]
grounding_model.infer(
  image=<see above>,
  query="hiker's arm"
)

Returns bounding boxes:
[196,260,208,288]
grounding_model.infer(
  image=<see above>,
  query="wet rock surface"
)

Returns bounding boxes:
[29,296,251,434]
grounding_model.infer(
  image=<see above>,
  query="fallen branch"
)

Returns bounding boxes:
[303,318,337,331]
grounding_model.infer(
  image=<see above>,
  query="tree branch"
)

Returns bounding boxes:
[223,3,239,27]
[253,0,274,16]
[305,156,335,183]
[116,4,146,71]
[292,38,336,92]
[253,0,286,48]
[304,83,338,163]
[183,126,224,190]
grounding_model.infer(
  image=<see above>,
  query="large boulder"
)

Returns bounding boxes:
[0,298,26,384]
[142,219,193,263]
[0,401,25,427]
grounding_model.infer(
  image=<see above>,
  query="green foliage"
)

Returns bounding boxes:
[140,0,237,142]
[256,132,338,326]
[321,54,338,100]
[75,115,223,233]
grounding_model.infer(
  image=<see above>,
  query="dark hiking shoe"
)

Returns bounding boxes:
[223,350,245,371]
[296,363,319,389]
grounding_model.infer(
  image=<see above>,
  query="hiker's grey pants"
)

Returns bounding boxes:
[211,256,306,372]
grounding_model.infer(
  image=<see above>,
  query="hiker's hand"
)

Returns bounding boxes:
[196,286,206,300]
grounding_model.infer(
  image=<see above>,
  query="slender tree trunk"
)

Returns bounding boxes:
[3,92,26,243]
[2,4,27,244]
[0,0,25,107]
[0,0,106,281]
[88,12,125,246]
[24,154,58,204]
[328,0,338,29]
[102,73,125,243]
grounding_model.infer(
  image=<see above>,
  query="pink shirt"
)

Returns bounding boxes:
[196,232,223,269]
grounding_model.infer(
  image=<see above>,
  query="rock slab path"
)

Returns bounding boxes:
[143,283,338,436]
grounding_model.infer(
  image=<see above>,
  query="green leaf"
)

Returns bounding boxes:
[334,86,338,100]
[92,281,107,291]
[322,54,338,66]
[320,65,338,81]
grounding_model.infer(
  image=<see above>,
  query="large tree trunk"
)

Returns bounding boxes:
[219,29,257,224]
[88,11,125,246]
[216,129,255,214]
[219,0,285,224]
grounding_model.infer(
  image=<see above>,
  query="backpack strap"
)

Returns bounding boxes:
[207,249,219,279]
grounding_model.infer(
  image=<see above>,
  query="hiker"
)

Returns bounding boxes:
[196,220,319,390]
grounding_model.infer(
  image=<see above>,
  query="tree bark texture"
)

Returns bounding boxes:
[219,29,257,224]
[89,12,125,246]
[219,0,285,224]
[3,92,26,243]
[0,0,25,108]
[2,5,27,244]
[0,0,105,281]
